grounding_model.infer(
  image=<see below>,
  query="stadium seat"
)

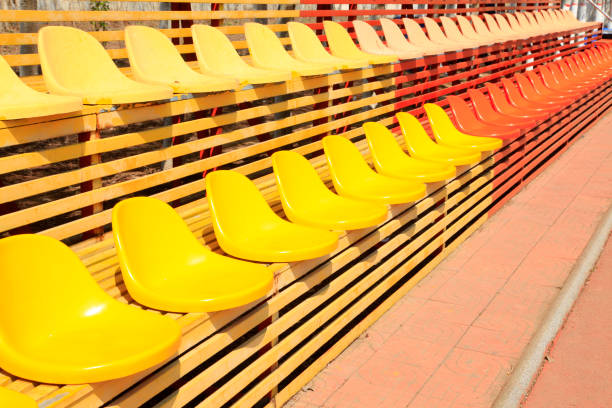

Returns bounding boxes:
[467,87,539,128]
[456,15,502,44]
[323,20,398,64]
[471,15,516,42]
[379,18,435,56]
[440,16,488,48]
[423,17,474,50]
[483,14,523,40]
[353,20,420,59]
[484,82,551,122]
[0,387,37,408]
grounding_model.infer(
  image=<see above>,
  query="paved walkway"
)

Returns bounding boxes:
[287,111,612,408]
[523,232,612,408]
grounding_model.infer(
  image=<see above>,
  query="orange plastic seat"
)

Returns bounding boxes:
[287,22,369,70]
[379,18,433,56]
[0,234,181,384]
[124,25,238,93]
[500,77,563,114]
[353,20,420,59]
[0,387,37,408]
[206,170,339,262]
[484,82,550,122]
[112,197,274,312]
[0,55,82,120]
[363,121,456,182]
[467,87,538,129]
[245,22,336,77]
[424,103,503,151]
[38,26,173,104]
[323,135,427,204]
[323,20,398,65]
[191,24,291,85]
[272,150,388,230]
[396,112,481,166]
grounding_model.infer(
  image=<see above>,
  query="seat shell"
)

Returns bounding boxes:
[0,234,181,384]
[206,170,339,262]
[112,197,274,312]
[0,387,37,408]
[363,121,456,182]
[124,25,238,93]
[402,18,452,54]
[396,112,481,166]
[38,26,173,104]
[0,55,82,120]
[323,135,427,204]
[424,102,503,151]
[439,16,488,48]
[379,18,431,56]
[245,22,336,77]
[272,150,388,230]
[323,20,398,65]
[423,17,472,51]
[287,22,369,70]
[353,20,418,59]
[192,24,291,85]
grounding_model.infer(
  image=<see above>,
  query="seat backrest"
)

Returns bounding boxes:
[192,24,250,74]
[396,111,434,154]
[323,20,362,57]
[322,135,376,186]
[38,26,128,94]
[457,15,479,38]
[0,54,36,94]
[514,72,540,99]
[245,22,293,66]
[287,21,333,62]
[125,25,195,83]
[423,102,462,140]
[447,94,483,130]
[501,77,528,104]
[0,234,111,341]
[363,121,409,169]
[467,88,499,119]
[402,18,432,44]
[206,170,283,234]
[515,12,533,29]
[524,12,539,26]
[440,17,468,42]
[471,15,494,37]
[485,82,514,111]
[380,18,411,49]
[483,13,503,35]
[112,197,207,288]
[271,150,334,207]
[422,17,449,43]
[353,20,389,53]
[494,14,513,33]
[505,13,524,32]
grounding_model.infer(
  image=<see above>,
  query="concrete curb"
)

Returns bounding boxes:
[492,203,612,408]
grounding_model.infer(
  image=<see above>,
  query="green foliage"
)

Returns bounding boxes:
[90,1,110,31]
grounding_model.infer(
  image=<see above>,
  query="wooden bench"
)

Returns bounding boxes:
[0,2,609,407]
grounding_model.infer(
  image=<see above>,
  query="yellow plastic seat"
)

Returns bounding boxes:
[112,197,274,313]
[272,150,388,230]
[483,14,524,40]
[124,25,238,93]
[402,18,455,54]
[0,55,82,120]
[38,26,173,104]
[471,15,516,42]
[0,234,181,384]
[322,135,427,204]
[0,387,37,408]
[191,24,291,85]
[287,22,369,70]
[424,103,503,151]
[244,22,336,77]
[363,121,456,182]
[353,20,420,60]
[456,15,502,44]
[206,170,339,262]
[323,20,398,65]
[439,16,488,48]
[396,112,481,166]
[379,18,434,57]
[422,17,473,51]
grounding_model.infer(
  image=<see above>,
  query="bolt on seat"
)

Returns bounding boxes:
[353,20,421,59]
[272,150,388,230]
[445,94,524,140]
[323,135,427,204]
[379,18,433,57]
[124,25,239,93]
[0,234,181,384]
[191,24,291,85]
[38,26,173,104]
[112,197,274,313]
[0,387,37,408]
[0,55,82,120]
[206,170,339,262]
[323,20,398,65]
[287,22,369,70]
[396,112,481,166]
[245,22,336,77]
[402,18,456,54]
[424,103,504,151]
[363,121,456,182]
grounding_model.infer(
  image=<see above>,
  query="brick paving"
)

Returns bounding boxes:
[287,110,612,408]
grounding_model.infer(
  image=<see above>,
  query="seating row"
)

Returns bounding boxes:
[0,9,595,120]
